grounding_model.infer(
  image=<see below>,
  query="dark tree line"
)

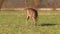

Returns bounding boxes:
[0,0,4,10]
[0,0,60,10]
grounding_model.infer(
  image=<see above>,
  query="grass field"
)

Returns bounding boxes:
[0,10,60,34]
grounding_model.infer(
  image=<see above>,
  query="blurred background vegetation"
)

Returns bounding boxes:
[0,0,60,9]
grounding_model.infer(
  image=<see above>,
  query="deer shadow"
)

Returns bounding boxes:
[38,23,56,26]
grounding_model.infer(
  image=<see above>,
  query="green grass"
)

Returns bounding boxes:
[0,10,60,34]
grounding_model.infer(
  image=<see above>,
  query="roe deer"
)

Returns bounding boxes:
[25,8,38,26]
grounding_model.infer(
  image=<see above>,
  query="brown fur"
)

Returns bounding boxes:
[25,8,38,26]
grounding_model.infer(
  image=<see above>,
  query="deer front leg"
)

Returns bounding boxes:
[26,16,29,26]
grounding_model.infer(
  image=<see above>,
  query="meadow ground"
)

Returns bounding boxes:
[0,10,60,34]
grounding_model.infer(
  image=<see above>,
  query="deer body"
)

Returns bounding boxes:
[25,8,38,26]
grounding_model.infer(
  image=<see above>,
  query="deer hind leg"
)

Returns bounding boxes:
[26,16,29,26]
[32,17,37,26]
